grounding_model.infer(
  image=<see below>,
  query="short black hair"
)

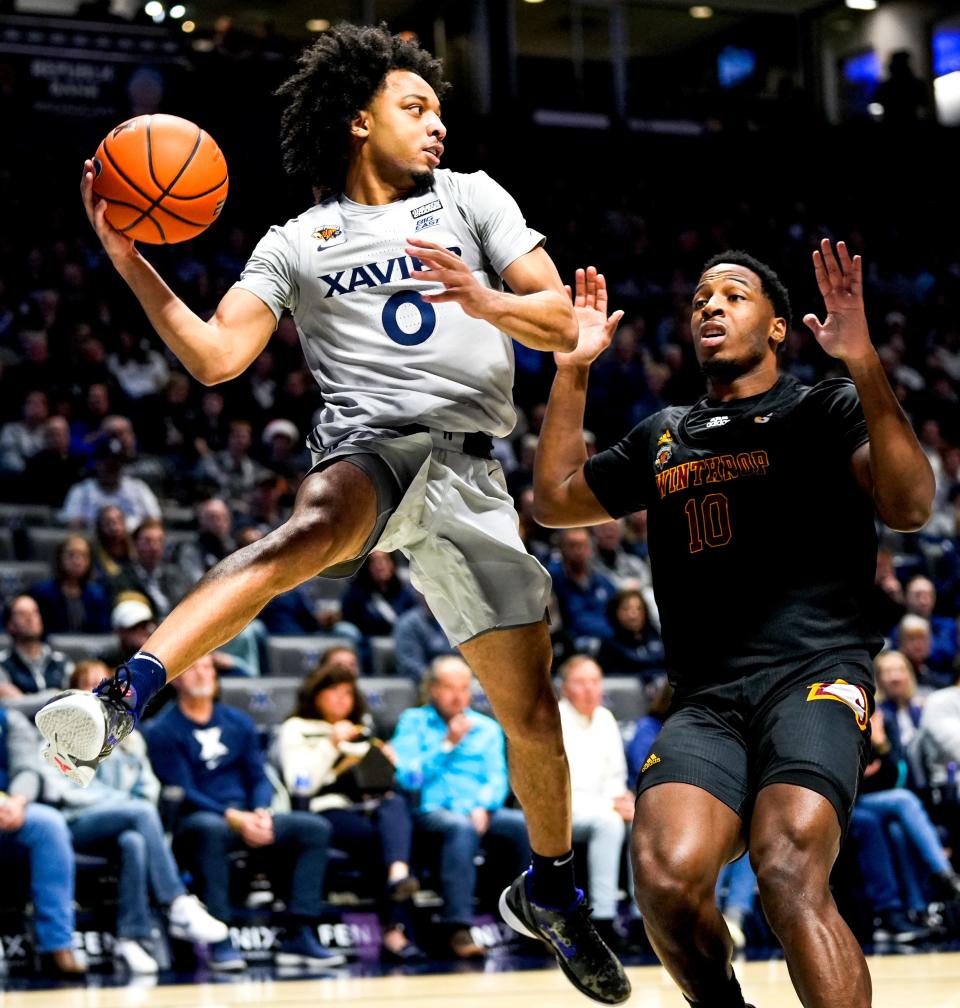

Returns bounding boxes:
[276,22,449,200]
[699,249,792,332]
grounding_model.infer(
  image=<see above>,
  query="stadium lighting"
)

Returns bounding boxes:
[181,19,195,32]
[169,4,185,17]
[523,0,546,5]
[143,1,163,15]
[845,0,878,10]
[306,18,330,32]
[690,6,714,18]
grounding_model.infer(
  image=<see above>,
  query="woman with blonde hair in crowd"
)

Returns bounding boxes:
[92,504,134,589]
[875,649,924,766]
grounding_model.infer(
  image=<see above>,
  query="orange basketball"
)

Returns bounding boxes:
[92,114,229,244]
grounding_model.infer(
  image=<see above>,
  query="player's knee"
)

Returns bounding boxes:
[258,511,338,588]
[498,687,562,751]
[753,845,826,923]
[632,841,711,922]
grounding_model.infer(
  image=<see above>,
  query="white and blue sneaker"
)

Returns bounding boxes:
[35,667,139,786]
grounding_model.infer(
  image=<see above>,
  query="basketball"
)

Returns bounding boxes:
[91,114,229,244]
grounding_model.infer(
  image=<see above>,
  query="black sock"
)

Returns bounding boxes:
[684,968,746,1008]
[528,850,579,909]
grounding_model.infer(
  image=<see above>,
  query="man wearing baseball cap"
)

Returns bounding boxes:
[99,595,157,670]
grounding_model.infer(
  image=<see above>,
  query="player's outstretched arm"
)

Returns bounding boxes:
[534,267,624,528]
[81,159,275,385]
[804,238,934,531]
[406,239,577,352]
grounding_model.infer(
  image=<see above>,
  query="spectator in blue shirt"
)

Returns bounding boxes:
[596,587,665,682]
[392,593,456,682]
[143,653,345,972]
[626,678,674,785]
[891,576,958,679]
[341,551,419,639]
[28,535,112,634]
[548,528,617,651]
[391,655,529,959]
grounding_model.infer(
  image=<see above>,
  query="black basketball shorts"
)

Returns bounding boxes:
[635,649,876,833]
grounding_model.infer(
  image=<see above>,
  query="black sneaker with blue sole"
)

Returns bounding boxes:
[499,871,631,1005]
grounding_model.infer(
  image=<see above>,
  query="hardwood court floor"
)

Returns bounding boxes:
[1,953,958,1008]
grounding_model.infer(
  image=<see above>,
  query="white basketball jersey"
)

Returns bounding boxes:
[234,169,545,451]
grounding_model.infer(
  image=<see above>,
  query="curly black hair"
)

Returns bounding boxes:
[276,22,450,200]
[699,249,792,332]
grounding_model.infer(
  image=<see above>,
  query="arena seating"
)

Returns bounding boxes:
[601,678,647,726]
[47,633,115,664]
[0,562,52,600]
[265,635,359,678]
[369,636,396,676]
[24,527,73,564]
[358,677,419,737]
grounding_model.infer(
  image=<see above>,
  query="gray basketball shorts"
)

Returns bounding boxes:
[308,428,552,647]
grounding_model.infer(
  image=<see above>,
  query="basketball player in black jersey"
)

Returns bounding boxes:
[534,240,935,1008]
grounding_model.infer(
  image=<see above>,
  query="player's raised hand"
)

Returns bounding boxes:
[555,267,625,368]
[406,238,491,318]
[80,159,137,262]
[803,239,873,364]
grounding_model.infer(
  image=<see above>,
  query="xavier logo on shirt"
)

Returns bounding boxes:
[317,247,462,298]
[193,727,229,768]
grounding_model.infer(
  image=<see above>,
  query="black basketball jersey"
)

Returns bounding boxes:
[584,374,882,688]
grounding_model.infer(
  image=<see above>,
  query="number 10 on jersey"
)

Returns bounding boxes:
[684,493,732,553]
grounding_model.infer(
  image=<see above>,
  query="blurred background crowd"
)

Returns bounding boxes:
[1,0,960,984]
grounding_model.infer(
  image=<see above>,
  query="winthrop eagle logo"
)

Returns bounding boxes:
[655,429,674,470]
[313,226,342,242]
[806,678,869,731]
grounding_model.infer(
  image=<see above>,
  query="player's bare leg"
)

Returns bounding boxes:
[750,783,871,1008]
[632,783,748,1005]
[462,621,630,1005]
[460,621,569,855]
[146,460,377,671]
[36,460,378,783]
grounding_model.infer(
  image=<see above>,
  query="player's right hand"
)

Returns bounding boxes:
[80,159,138,262]
[556,266,625,369]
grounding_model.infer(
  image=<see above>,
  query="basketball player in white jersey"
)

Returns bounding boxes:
[37,23,629,1003]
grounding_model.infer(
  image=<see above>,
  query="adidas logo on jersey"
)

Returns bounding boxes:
[641,752,661,773]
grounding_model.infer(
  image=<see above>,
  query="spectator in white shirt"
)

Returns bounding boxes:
[0,389,48,474]
[60,436,160,532]
[557,654,634,945]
